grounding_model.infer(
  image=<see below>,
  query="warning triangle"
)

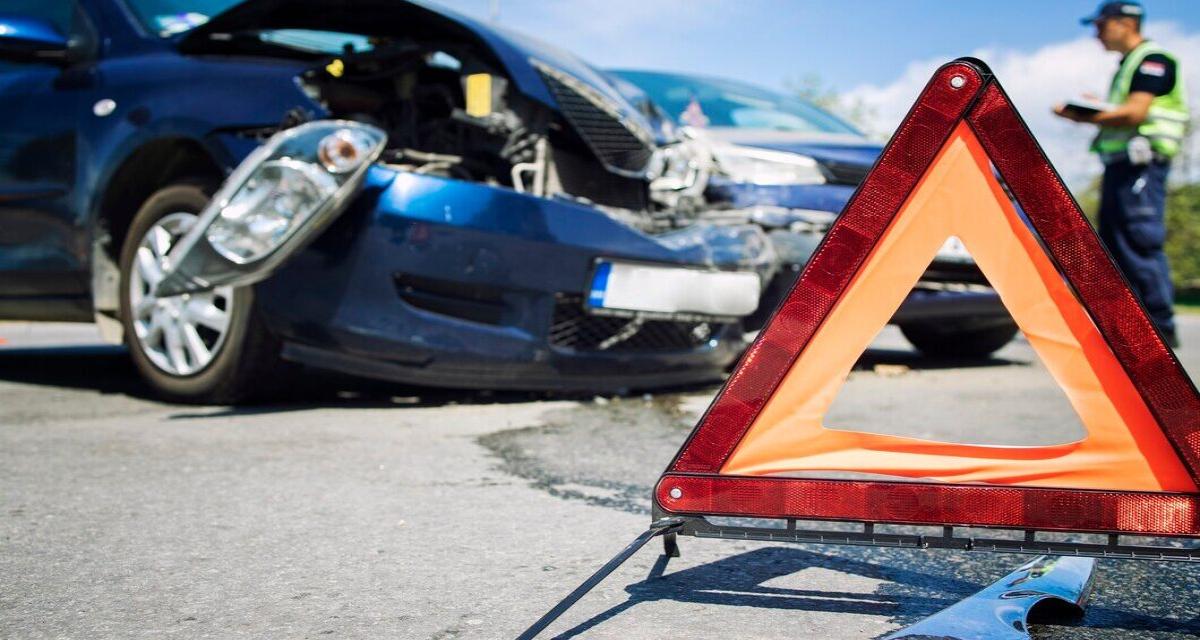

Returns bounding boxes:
[656,59,1200,537]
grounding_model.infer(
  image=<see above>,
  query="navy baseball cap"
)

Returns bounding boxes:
[1080,1,1145,25]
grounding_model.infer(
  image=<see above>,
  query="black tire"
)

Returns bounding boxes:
[899,320,1019,359]
[118,181,283,403]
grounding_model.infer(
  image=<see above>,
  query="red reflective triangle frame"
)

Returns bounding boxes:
[655,59,1200,537]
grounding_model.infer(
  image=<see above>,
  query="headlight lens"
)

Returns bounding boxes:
[206,159,338,263]
[201,121,386,264]
[711,144,826,186]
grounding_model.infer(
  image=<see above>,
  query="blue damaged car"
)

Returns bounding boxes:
[0,0,776,402]
[613,70,1019,358]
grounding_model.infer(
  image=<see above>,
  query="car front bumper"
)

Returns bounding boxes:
[252,167,767,391]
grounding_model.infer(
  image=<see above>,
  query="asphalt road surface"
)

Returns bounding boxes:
[2,318,1199,639]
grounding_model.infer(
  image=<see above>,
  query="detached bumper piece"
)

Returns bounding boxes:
[885,555,1094,640]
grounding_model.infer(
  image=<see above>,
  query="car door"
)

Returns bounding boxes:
[0,2,95,307]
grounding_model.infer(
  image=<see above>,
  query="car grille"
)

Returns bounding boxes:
[394,273,506,325]
[534,62,655,176]
[549,295,720,352]
[820,160,872,186]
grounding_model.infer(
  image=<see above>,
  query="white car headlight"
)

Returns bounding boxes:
[711,144,826,186]
[201,121,385,265]
[154,120,387,296]
[206,159,339,263]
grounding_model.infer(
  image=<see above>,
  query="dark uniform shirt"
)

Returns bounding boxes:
[1126,52,1177,96]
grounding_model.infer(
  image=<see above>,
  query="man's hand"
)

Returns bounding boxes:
[1094,91,1154,127]
[1053,104,1095,123]
[1054,91,1154,126]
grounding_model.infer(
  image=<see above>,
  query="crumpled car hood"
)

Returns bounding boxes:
[179,0,661,141]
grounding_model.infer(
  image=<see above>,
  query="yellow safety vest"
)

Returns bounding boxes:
[1092,40,1190,160]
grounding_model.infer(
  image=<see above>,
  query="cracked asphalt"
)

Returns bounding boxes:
[2,319,1199,639]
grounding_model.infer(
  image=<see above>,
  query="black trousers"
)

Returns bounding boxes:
[1098,158,1175,334]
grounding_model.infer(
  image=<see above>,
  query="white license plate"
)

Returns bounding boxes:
[587,260,761,317]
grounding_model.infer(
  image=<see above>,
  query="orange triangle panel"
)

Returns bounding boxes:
[656,59,1200,537]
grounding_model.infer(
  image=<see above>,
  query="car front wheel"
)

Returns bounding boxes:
[118,181,283,403]
[899,320,1019,359]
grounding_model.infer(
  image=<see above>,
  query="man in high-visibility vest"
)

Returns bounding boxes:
[1055,1,1188,348]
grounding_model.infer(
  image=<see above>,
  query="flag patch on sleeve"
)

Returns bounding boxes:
[1139,61,1167,76]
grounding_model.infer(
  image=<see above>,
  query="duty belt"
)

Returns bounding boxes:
[1099,150,1173,166]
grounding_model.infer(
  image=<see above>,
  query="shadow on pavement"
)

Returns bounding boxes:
[0,344,537,410]
[550,546,981,639]
[551,544,1200,639]
[0,344,718,414]
[0,345,152,398]
[0,340,1024,414]
[1082,610,1200,636]
[1034,607,1200,637]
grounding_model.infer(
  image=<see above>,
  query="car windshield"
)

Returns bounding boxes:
[613,70,861,135]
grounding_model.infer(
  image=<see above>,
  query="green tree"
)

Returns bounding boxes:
[1077,179,1200,293]
[1165,183,1200,293]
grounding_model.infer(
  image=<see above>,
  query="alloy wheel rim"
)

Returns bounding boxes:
[128,212,236,376]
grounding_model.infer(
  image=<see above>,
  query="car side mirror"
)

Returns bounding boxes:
[0,15,72,65]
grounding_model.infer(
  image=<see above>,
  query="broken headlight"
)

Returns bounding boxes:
[153,120,386,296]
[205,123,385,264]
[710,144,826,186]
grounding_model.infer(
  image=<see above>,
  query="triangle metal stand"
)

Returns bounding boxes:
[660,511,1200,562]
[516,517,682,640]
[516,517,1109,639]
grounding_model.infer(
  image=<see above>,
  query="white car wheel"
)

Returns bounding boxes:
[119,181,284,403]
[127,211,237,376]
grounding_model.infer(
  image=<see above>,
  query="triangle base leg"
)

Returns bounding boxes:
[516,517,683,640]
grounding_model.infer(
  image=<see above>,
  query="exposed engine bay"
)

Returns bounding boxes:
[293,37,718,233]
[299,43,540,187]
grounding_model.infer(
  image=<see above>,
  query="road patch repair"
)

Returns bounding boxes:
[518,58,1200,639]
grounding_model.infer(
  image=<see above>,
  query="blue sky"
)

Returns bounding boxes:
[428,0,1200,93]
[428,0,1200,187]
